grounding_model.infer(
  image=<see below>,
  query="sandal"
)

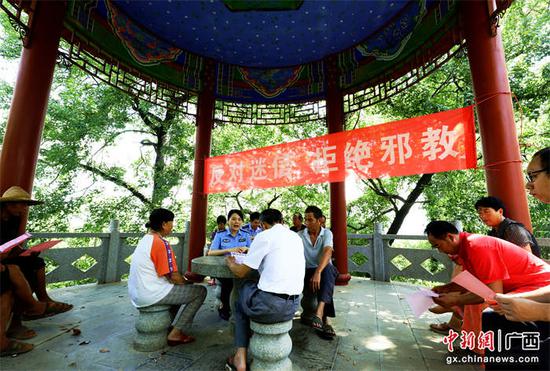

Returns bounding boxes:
[322,323,336,337]
[0,340,34,357]
[6,325,37,340]
[310,315,323,330]
[429,322,456,335]
[225,356,248,371]
[167,334,195,346]
[21,301,73,321]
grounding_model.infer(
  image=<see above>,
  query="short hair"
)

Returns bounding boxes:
[304,205,323,219]
[216,215,227,224]
[259,209,283,226]
[146,208,174,231]
[424,221,459,239]
[227,209,244,221]
[532,147,550,174]
[293,212,303,221]
[249,212,260,221]
[474,196,505,213]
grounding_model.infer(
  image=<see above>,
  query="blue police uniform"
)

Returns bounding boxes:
[210,228,251,253]
[241,223,263,240]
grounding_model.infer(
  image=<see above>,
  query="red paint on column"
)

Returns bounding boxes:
[0,2,66,230]
[462,1,532,230]
[325,56,351,286]
[186,60,216,278]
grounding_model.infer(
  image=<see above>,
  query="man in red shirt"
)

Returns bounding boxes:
[425,221,550,369]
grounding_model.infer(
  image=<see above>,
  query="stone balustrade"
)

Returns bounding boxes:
[26,221,548,285]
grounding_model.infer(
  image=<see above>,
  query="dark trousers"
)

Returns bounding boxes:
[482,309,550,370]
[2,256,45,291]
[234,280,298,348]
[218,278,233,311]
[304,264,338,318]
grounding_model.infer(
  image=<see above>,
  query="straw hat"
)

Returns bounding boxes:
[0,186,43,205]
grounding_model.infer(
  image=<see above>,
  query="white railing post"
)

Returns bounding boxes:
[373,223,388,281]
[103,219,121,283]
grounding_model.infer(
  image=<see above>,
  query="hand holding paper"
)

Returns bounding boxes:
[452,270,496,302]
[19,240,61,257]
[229,252,247,265]
[405,288,439,318]
[0,233,32,254]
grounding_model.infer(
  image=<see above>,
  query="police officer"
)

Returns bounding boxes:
[207,209,251,320]
[241,211,262,241]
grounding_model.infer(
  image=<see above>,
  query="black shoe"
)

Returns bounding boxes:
[218,307,230,321]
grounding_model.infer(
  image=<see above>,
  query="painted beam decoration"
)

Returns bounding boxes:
[205,106,476,194]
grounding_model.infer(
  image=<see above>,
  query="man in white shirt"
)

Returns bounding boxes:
[298,205,339,339]
[225,209,305,371]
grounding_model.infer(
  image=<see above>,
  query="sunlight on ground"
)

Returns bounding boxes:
[364,335,396,351]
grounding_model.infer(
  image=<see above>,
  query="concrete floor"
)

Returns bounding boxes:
[0,278,481,371]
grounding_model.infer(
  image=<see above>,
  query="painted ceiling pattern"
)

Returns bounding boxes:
[64,0,460,103]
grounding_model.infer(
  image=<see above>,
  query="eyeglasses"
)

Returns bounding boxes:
[526,169,546,183]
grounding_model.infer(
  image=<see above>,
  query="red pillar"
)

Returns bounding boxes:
[462,1,532,230]
[186,60,215,279]
[0,2,66,195]
[325,56,351,285]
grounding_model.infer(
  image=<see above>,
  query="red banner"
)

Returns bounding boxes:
[205,106,476,194]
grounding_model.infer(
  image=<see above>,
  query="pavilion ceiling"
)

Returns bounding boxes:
[2,0,471,124]
[61,0,462,104]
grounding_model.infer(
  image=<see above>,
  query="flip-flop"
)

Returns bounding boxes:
[429,322,457,334]
[167,334,195,346]
[21,301,73,321]
[322,323,336,337]
[6,325,37,340]
[310,315,323,330]
[225,357,237,371]
[0,340,34,357]
[225,356,248,371]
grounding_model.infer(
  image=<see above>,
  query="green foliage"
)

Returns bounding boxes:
[0,0,547,247]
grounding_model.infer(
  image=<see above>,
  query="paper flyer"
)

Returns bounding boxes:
[405,288,439,318]
[19,240,62,257]
[452,270,496,301]
[229,252,247,264]
[0,232,32,253]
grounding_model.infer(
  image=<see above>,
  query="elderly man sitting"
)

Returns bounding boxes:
[298,205,338,339]
[225,209,304,371]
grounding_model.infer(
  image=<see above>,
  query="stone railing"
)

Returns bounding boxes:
[348,224,453,283]
[33,220,188,284]
[28,221,548,285]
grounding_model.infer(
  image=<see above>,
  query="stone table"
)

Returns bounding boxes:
[191,255,234,278]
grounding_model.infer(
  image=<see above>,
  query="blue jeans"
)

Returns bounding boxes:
[234,280,298,348]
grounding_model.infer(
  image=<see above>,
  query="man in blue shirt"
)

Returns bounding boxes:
[241,212,263,241]
[298,205,338,340]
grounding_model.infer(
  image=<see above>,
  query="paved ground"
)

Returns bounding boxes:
[1,278,481,370]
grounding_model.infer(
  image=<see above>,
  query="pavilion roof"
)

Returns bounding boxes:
[2,1,513,123]
[60,0,462,105]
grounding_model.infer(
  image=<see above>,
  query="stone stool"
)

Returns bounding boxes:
[133,304,172,352]
[249,320,293,371]
[300,287,318,326]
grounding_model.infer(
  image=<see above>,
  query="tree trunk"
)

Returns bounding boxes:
[386,173,433,237]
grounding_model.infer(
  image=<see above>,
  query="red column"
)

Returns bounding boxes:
[462,1,532,230]
[0,2,66,195]
[186,60,215,279]
[325,57,351,285]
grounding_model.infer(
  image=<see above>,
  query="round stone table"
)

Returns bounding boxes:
[191,255,234,278]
